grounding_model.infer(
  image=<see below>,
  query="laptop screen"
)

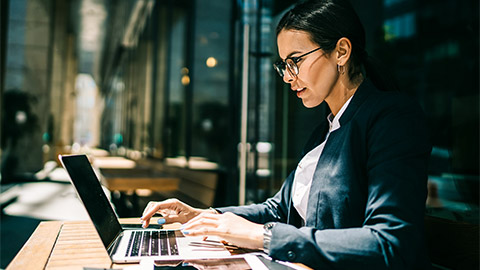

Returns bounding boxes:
[60,154,123,249]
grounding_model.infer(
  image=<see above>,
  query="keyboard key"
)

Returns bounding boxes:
[125,233,134,256]
[151,231,159,256]
[160,231,168,255]
[141,231,151,256]
[130,231,142,257]
[168,231,179,255]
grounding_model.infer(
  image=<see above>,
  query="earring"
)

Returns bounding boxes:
[337,65,345,75]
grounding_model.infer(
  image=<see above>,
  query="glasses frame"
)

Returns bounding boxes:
[273,47,322,78]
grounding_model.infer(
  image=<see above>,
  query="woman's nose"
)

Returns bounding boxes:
[282,71,296,83]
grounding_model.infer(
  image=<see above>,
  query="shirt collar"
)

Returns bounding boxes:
[327,94,355,132]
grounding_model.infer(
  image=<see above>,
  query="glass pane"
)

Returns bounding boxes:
[151,6,169,158]
[190,0,232,164]
[165,7,188,158]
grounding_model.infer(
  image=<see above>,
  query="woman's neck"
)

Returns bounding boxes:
[326,74,364,116]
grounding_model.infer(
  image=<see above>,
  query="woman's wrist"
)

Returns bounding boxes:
[208,207,219,214]
[199,207,219,215]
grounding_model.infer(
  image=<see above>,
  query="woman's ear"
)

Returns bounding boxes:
[336,37,352,66]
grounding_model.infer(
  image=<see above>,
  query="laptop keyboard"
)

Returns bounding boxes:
[126,230,179,257]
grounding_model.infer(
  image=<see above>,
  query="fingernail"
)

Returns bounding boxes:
[182,230,189,235]
[157,218,166,225]
[142,221,146,228]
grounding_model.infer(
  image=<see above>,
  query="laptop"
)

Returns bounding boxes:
[58,154,231,263]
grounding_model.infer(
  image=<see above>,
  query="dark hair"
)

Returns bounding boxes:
[276,0,398,91]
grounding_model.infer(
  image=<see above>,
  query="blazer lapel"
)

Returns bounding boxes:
[304,79,375,228]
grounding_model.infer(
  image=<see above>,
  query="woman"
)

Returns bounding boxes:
[141,0,431,268]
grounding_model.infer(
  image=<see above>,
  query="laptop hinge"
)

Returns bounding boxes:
[107,232,123,256]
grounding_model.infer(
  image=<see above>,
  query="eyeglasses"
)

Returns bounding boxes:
[273,47,322,78]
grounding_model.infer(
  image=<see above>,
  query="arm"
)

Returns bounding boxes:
[178,171,297,250]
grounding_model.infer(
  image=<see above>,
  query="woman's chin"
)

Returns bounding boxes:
[302,99,322,108]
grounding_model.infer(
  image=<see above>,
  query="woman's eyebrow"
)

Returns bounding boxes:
[283,50,302,60]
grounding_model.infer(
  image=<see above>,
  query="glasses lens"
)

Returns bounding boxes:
[285,59,298,77]
[273,61,285,77]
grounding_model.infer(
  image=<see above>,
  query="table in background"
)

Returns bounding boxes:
[95,157,181,216]
[94,156,180,193]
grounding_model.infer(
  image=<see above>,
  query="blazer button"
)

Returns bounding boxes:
[287,250,296,260]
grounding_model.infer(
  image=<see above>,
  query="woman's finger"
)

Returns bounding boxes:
[141,203,161,221]
[183,218,219,231]
[142,199,179,220]
[183,226,222,237]
[186,212,220,225]
[160,213,183,224]
[140,202,157,227]
[142,201,156,217]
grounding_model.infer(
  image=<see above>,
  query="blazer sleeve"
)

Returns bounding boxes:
[267,97,431,269]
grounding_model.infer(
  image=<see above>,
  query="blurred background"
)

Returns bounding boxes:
[0,0,478,269]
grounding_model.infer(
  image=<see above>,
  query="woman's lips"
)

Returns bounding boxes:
[295,87,306,97]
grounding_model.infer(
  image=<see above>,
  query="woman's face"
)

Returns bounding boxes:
[277,29,338,108]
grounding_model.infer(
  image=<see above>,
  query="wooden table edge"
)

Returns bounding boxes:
[6,220,63,270]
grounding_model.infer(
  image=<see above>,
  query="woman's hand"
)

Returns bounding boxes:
[181,212,264,250]
[140,199,213,228]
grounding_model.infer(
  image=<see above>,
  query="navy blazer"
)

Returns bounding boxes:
[218,79,431,269]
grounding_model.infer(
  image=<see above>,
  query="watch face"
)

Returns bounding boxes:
[264,222,276,230]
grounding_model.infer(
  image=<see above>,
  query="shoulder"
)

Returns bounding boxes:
[364,83,419,112]
[354,80,425,126]
[347,80,429,149]
[359,83,430,151]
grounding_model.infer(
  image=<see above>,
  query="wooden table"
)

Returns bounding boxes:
[7,218,311,270]
[7,218,146,270]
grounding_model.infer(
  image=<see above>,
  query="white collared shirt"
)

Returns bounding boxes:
[292,96,354,223]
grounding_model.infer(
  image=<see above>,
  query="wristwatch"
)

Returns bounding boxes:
[263,222,276,254]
